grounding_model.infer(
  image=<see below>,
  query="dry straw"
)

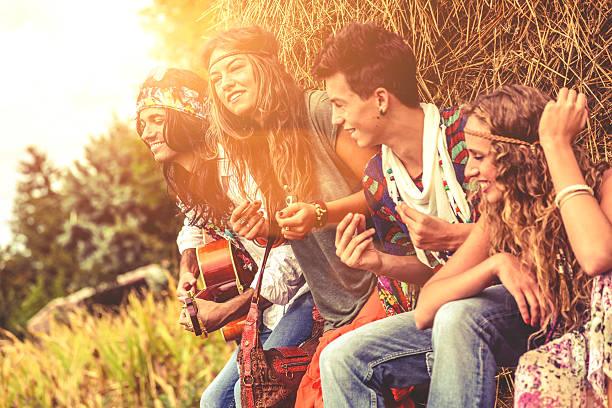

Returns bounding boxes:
[205,0,611,162]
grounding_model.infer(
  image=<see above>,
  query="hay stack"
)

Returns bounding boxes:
[206,0,610,161]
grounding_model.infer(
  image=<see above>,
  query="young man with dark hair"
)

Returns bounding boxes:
[311,22,533,408]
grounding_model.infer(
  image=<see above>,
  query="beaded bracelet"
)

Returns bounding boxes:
[313,200,328,229]
[554,184,594,209]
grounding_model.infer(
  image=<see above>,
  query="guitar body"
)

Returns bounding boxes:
[195,239,256,302]
[221,316,246,342]
[195,239,255,341]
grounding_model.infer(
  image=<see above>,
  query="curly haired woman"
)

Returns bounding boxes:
[414,84,611,407]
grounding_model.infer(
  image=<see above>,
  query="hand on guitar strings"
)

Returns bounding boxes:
[176,272,197,299]
[176,248,198,299]
[178,297,226,333]
[230,200,269,240]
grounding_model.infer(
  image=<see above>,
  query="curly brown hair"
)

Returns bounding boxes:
[465,84,610,335]
[202,26,315,217]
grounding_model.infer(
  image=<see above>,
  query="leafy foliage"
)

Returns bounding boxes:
[1,120,182,334]
[59,120,180,288]
[2,148,75,334]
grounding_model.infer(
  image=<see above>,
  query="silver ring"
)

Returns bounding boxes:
[238,217,248,226]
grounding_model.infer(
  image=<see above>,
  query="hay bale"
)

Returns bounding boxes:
[205,0,611,161]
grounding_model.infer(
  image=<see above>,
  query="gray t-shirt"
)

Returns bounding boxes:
[289,90,377,330]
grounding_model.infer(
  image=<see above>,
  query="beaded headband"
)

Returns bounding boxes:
[136,85,208,120]
[207,50,272,72]
[463,128,536,146]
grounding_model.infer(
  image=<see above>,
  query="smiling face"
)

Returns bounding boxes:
[464,116,503,203]
[208,49,259,119]
[138,107,181,163]
[324,72,382,148]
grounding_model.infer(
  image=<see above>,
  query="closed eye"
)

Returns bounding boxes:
[467,149,484,161]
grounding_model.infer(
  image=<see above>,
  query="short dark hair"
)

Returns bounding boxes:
[312,22,419,107]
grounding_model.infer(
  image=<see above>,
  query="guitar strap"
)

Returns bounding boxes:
[240,234,276,408]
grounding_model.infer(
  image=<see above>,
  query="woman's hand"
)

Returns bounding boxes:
[491,252,546,328]
[539,88,588,148]
[335,213,382,272]
[230,200,268,240]
[276,202,316,240]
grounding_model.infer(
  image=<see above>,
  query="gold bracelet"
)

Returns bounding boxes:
[554,184,594,208]
[313,201,328,229]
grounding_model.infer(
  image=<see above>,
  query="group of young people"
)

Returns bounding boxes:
[135,22,611,408]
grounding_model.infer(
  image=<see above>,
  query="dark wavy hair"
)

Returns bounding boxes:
[137,68,232,225]
[312,21,419,108]
[201,26,315,217]
[465,84,610,336]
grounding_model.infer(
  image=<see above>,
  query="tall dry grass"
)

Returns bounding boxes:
[206,0,611,161]
[0,286,234,408]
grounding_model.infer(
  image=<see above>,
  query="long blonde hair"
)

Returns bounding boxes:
[202,26,315,217]
[466,85,610,335]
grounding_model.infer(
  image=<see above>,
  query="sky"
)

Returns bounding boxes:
[0,0,158,246]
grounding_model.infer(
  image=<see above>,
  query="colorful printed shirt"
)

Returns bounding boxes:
[362,106,471,316]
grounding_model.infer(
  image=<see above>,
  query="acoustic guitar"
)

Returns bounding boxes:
[193,239,256,342]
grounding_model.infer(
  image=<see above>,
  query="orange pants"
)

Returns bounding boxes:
[295,289,387,408]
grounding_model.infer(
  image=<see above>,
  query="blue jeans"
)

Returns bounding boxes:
[200,292,315,408]
[320,285,534,408]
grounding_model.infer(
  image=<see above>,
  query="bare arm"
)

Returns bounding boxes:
[413,220,491,329]
[179,288,254,332]
[414,220,544,329]
[176,248,199,299]
[276,128,375,240]
[539,88,612,276]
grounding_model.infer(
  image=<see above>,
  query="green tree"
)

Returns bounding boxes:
[59,119,181,288]
[3,147,74,333]
[1,121,182,335]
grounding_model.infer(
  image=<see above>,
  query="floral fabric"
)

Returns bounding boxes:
[362,106,470,316]
[136,85,208,120]
[515,272,611,408]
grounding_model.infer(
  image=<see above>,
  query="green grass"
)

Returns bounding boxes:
[0,287,235,408]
